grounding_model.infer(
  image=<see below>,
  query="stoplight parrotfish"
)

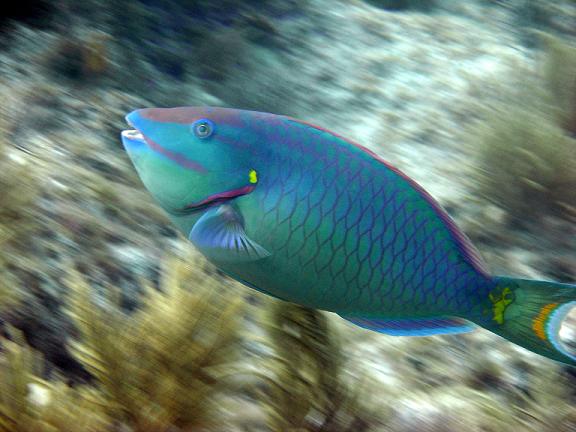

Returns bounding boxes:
[121,107,576,366]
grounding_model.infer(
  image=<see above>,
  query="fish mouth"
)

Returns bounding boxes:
[121,116,146,144]
[121,115,148,152]
[121,129,145,142]
[180,185,256,214]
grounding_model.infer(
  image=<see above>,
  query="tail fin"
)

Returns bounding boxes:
[482,277,576,366]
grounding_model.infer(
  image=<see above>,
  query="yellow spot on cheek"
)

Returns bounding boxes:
[533,303,558,341]
[249,169,258,184]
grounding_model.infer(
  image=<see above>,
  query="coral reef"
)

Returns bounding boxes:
[0,252,247,432]
[43,32,112,84]
[258,301,379,431]
[66,249,245,431]
[195,28,248,83]
[0,329,107,432]
[475,108,576,224]
[0,0,575,431]
[515,0,576,41]
[540,33,576,136]
[473,35,576,226]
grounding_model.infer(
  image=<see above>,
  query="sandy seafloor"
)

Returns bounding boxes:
[1,0,576,430]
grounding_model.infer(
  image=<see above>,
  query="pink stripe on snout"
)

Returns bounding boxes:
[139,107,245,128]
[144,136,207,173]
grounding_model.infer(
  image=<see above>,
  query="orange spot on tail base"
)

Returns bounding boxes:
[533,303,559,341]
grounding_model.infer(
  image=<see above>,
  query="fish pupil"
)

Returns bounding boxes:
[193,119,214,138]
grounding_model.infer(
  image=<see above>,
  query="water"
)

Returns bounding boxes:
[0,1,575,431]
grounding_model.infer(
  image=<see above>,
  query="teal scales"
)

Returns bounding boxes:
[204,117,490,320]
[121,106,576,366]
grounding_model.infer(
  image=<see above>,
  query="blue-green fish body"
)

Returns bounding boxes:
[121,107,576,366]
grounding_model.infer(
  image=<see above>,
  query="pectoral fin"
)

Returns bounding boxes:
[189,205,271,263]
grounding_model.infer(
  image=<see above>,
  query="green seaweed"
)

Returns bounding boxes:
[0,102,39,311]
[42,32,111,84]
[539,33,576,136]
[0,252,249,432]
[0,329,108,432]
[474,34,576,224]
[66,249,245,431]
[258,301,377,431]
[476,108,576,223]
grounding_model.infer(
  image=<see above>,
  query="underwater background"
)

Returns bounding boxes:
[0,0,576,430]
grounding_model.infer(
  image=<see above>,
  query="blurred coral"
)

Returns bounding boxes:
[43,32,111,83]
[0,330,108,432]
[66,249,245,431]
[473,34,576,225]
[475,108,576,224]
[540,33,576,136]
[258,301,379,431]
[0,1,575,431]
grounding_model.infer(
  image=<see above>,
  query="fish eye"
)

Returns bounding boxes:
[192,119,214,139]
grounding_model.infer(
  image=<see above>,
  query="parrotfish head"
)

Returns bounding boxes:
[121,107,271,233]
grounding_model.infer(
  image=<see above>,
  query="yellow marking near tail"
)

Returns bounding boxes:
[532,303,559,341]
[249,169,258,184]
[489,286,514,325]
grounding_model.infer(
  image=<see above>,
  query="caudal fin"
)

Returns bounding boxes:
[482,277,576,366]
